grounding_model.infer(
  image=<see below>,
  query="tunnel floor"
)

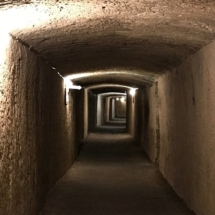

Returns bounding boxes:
[41,133,195,215]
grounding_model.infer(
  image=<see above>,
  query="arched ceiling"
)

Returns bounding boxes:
[91,88,126,94]
[97,92,126,96]
[1,0,215,79]
[86,83,132,91]
[66,70,158,87]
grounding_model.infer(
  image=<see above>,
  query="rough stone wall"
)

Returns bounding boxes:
[145,40,215,215]
[75,88,84,143]
[140,88,148,152]
[141,85,160,163]
[135,90,144,146]
[96,95,102,126]
[126,93,135,136]
[116,99,126,117]
[111,98,115,120]
[0,37,78,215]
[83,88,88,138]
[88,91,97,131]
[104,97,110,123]
[101,96,106,125]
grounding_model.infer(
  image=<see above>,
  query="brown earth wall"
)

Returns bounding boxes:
[0,37,78,215]
[143,40,215,215]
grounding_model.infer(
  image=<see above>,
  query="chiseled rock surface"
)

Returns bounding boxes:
[1,0,215,76]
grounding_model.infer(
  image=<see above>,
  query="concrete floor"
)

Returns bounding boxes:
[41,133,195,215]
[95,120,127,133]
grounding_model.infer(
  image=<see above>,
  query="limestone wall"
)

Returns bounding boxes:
[0,37,78,215]
[144,40,215,215]
[141,85,160,162]
[115,98,126,117]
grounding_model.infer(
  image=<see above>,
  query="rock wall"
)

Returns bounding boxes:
[88,90,97,131]
[144,40,215,215]
[141,85,160,162]
[115,98,126,117]
[0,37,78,215]
[126,93,135,136]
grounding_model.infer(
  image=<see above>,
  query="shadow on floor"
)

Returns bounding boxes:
[40,134,195,215]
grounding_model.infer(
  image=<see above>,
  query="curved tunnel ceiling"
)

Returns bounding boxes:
[1,1,215,78]
[66,70,158,87]
[98,92,126,97]
[87,83,135,100]
[86,83,133,92]
[91,88,126,94]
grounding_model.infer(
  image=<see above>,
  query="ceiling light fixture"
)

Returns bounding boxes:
[129,88,138,96]
[64,78,82,105]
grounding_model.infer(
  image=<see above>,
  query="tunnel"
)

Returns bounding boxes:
[0,0,215,214]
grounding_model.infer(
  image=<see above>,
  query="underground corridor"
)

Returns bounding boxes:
[1,1,215,215]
